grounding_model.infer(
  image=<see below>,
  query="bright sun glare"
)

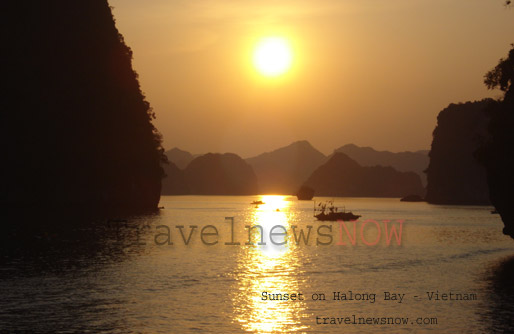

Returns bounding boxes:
[253,37,292,77]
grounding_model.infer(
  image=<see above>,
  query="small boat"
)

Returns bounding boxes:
[314,201,361,221]
[251,200,265,205]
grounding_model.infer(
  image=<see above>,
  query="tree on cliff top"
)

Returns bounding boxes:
[485,45,514,100]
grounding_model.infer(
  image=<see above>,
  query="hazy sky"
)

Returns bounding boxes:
[109,0,513,157]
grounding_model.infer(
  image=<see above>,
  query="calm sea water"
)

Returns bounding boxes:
[1,196,514,333]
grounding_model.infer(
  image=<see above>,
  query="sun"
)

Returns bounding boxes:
[253,37,292,77]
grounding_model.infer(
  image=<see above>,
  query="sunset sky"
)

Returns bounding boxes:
[110,0,514,157]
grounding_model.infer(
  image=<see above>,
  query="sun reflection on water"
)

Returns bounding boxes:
[233,195,308,333]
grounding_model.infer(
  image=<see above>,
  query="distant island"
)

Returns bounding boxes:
[245,140,327,195]
[334,144,429,186]
[163,142,427,197]
[162,153,258,195]
[301,153,424,198]
[184,153,258,195]
[165,148,199,169]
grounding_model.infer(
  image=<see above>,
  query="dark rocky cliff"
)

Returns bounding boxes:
[478,46,514,238]
[2,1,165,213]
[425,100,491,205]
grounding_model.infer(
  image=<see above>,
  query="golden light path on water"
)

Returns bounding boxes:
[233,195,308,333]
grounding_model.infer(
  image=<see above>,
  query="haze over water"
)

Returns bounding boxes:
[1,196,513,333]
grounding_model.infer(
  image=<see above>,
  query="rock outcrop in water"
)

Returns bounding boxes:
[246,140,327,194]
[2,1,165,213]
[302,153,424,197]
[334,144,429,186]
[296,185,315,200]
[477,46,514,238]
[184,153,258,195]
[425,100,491,205]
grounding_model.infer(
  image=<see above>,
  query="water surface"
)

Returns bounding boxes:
[1,196,513,333]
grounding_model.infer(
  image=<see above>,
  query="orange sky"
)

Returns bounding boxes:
[109,0,513,157]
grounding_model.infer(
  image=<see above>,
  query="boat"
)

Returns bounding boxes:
[314,201,361,221]
[251,200,265,205]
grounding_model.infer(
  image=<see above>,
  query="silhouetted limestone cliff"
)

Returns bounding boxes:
[2,1,165,213]
[161,161,189,195]
[334,144,429,186]
[184,153,258,195]
[246,140,327,194]
[477,46,514,238]
[302,153,424,197]
[425,100,491,205]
